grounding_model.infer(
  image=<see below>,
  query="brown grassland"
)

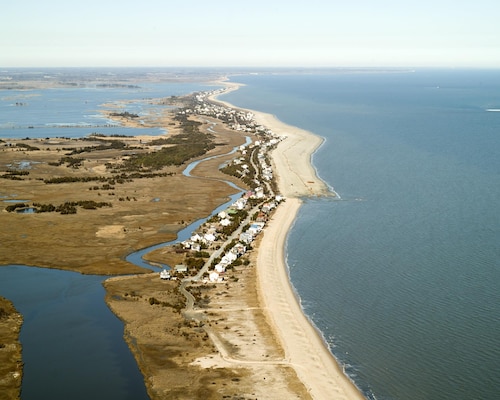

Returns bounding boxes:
[0,104,311,399]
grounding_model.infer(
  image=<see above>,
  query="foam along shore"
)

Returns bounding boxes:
[212,84,365,399]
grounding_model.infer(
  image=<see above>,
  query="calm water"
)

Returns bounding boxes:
[0,266,148,400]
[222,70,500,399]
[0,75,215,399]
[2,69,499,399]
[0,80,212,138]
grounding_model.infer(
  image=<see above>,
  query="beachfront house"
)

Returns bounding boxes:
[222,252,237,264]
[248,222,265,236]
[233,243,247,256]
[262,202,276,214]
[239,232,254,244]
[255,212,267,223]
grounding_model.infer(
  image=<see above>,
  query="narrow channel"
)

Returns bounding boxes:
[126,136,250,270]
[0,137,250,399]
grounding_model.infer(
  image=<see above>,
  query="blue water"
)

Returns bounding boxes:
[222,70,500,400]
[0,81,212,139]
[2,69,499,399]
[0,266,148,400]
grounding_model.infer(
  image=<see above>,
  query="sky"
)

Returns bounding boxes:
[2,0,500,68]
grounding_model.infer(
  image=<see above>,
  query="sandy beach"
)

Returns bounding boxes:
[212,85,365,399]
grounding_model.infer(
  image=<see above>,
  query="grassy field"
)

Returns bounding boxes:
[0,114,247,275]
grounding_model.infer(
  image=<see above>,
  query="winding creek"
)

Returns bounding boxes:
[0,137,250,399]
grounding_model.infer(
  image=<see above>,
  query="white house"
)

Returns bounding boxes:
[248,222,265,236]
[262,202,276,213]
[160,269,171,280]
[204,233,216,243]
[239,232,254,244]
[220,218,231,227]
[233,198,247,210]
[222,252,237,264]
[215,264,225,273]
[190,233,202,242]
[218,211,227,219]
[209,271,220,282]
[191,243,201,252]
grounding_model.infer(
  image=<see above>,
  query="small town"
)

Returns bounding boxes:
[158,88,286,302]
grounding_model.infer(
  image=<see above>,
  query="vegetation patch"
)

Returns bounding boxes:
[5,201,112,214]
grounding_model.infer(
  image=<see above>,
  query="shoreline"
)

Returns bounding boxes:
[1,77,365,398]
[211,81,331,198]
[212,83,365,399]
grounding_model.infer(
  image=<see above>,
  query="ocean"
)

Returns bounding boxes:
[222,69,500,399]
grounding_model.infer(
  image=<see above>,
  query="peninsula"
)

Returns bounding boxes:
[104,83,364,399]
[0,74,364,399]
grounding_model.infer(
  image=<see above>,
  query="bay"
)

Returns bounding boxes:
[0,79,213,139]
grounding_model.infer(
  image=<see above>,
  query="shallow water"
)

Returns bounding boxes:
[0,265,149,400]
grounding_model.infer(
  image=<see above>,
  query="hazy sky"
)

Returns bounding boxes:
[2,0,500,68]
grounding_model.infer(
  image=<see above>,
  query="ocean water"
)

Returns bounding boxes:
[222,70,500,399]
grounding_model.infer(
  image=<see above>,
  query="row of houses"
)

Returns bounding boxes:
[181,89,281,140]
[210,242,248,282]
[180,196,250,252]
[175,90,286,283]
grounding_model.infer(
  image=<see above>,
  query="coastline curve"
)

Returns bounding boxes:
[213,81,364,399]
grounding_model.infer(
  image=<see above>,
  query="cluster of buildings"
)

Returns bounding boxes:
[160,88,286,284]
[205,192,283,283]
[179,89,279,137]
[209,242,247,283]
